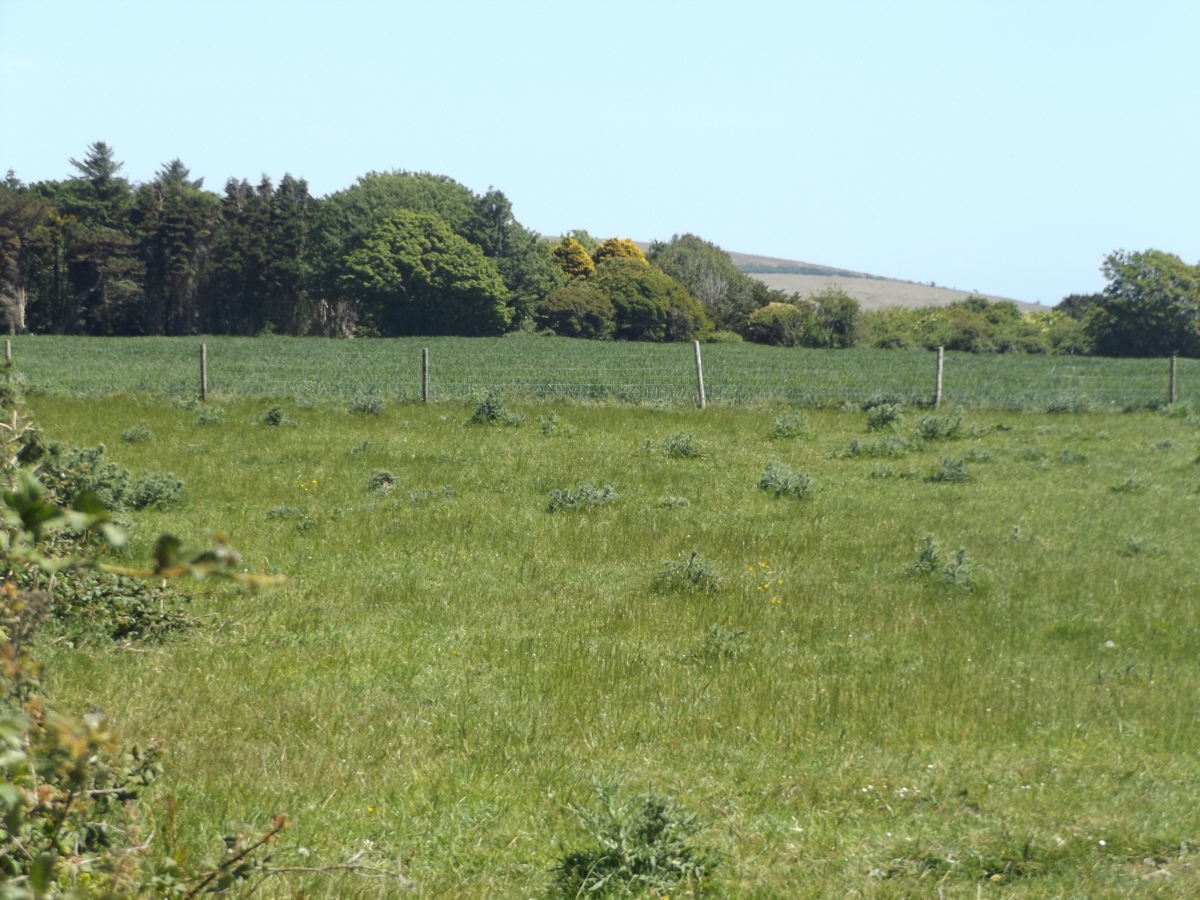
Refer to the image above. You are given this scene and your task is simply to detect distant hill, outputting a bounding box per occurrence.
[594,240,1044,313]
[725,251,1043,313]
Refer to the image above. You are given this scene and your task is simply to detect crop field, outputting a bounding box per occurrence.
[10,335,1197,410]
[29,385,1200,896]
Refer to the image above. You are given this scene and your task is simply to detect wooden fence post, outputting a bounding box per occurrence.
[3,340,10,363]
[421,347,429,403]
[934,346,944,408]
[693,341,707,409]
[199,343,208,401]
[1170,354,1178,405]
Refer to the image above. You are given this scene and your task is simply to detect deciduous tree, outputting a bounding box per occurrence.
[339,210,511,336]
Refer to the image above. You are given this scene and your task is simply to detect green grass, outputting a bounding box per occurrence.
[10,334,1196,409]
[31,393,1200,896]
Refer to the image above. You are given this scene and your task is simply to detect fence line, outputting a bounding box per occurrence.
[4,336,1192,411]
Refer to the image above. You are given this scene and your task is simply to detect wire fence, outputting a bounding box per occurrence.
[11,335,1195,410]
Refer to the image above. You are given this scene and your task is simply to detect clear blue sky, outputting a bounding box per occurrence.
[2,0,1197,305]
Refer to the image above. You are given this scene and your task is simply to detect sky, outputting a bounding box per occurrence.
[1,0,1198,305]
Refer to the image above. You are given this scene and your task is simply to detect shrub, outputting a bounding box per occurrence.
[38,444,182,511]
[655,551,723,592]
[547,482,618,512]
[592,237,649,266]
[745,301,825,347]
[466,391,524,426]
[770,413,809,439]
[553,786,721,897]
[866,403,904,431]
[759,459,815,498]
[592,257,712,342]
[551,235,596,279]
[52,570,191,644]
[119,424,153,443]
[914,415,962,441]
[348,394,384,416]
[125,471,185,509]
[664,431,704,458]
[534,285,617,339]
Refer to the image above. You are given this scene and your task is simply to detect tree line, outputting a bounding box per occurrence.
[0,143,1195,357]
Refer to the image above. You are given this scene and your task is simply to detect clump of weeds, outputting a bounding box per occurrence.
[1122,535,1164,557]
[914,414,961,441]
[258,405,291,427]
[867,403,904,432]
[906,534,975,589]
[467,391,524,426]
[348,394,384,416]
[926,457,970,483]
[547,482,617,512]
[553,784,722,898]
[663,431,704,458]
[366,469,397,495]
[539,412,575,436]
[655,551,723,593]
[770,413,809,439]
[119,424,153,443]
[758,459,815,498]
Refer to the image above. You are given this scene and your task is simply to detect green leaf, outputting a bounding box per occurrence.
[29,853,53,891]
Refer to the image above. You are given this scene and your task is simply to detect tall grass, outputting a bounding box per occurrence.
[11,334,1195,409]
[32,393,1200,896]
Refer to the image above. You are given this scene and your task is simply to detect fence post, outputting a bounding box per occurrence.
[1170,354,1178,405]
[421,347,429,403]
[3,340,10,363]
[934,346,944,408]
[199,343,208,401]
[693,340,707,409]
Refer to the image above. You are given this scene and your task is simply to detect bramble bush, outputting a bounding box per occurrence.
[37,443,183,511]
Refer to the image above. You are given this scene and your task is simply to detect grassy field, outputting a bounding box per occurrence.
[30,388,1200,897]
[9,334,1196,410]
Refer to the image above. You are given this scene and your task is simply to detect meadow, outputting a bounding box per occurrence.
[11,334,1196,410]
[28,374,1200,896]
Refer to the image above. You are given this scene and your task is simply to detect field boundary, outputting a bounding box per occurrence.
[11,335,1193,410]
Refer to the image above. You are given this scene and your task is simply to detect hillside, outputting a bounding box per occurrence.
[726,250,1044,312]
